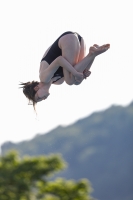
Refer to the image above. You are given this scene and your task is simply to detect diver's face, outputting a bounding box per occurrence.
[34,84,50,102]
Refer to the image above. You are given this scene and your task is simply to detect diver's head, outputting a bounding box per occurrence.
[19,81,39,110]
[20,81,49,110]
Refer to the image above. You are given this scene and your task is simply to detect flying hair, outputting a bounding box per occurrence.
[19,81,39,111]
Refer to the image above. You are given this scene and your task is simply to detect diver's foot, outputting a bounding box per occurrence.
[89,44,110,56]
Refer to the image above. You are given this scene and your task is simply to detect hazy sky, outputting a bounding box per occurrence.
[0,0,132,145]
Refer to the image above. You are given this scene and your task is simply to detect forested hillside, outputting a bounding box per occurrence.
[2,102,133,200]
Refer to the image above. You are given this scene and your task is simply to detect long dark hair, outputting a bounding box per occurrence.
[19,81,39,110]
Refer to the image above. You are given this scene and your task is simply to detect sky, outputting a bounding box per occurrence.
[0,0,133,146]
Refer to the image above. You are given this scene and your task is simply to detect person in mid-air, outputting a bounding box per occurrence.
[20,31,110,109]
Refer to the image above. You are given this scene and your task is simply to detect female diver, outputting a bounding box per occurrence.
[20,31,110,110]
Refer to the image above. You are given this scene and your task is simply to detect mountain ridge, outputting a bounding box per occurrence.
[2,101,133,200]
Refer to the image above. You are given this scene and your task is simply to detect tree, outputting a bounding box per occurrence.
[0,151,93,200]
[37,178,92,200]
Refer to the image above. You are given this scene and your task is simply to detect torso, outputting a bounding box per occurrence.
[39,31,85,84]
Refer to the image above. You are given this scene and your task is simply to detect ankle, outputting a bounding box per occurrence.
[87,53,95,58]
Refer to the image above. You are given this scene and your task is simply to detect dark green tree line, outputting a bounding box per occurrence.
[0,151,92,200]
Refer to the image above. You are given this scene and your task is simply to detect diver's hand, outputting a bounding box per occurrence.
[83,69,91,79]
[74,69,91,85]
[74,71,84,82]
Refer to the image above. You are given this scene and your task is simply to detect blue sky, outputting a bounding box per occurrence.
[0,0,133,145]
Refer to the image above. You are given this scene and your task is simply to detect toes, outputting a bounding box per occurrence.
[93,44,110,50]
[104,44,110,50]
[90,46,96,51]
[105,44,110,48]
[101,44,110,50]
[93,44,99,48]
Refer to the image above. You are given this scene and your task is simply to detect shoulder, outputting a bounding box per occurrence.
[39,61,49,72]
[39,61,49,82]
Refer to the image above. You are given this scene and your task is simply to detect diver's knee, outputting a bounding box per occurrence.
[65,79,74,85]
[74,80,82,85]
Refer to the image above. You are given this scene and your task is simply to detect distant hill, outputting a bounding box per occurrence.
[2,102,133,200]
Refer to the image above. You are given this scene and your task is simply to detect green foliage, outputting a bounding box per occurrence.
[0,151,92,200]
[37,178,92,200]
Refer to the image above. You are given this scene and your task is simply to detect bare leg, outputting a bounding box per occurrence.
[74,44,110,72]
[60,34,110,85]
[73,44,110,84]
[62,43,96,84]
[59,34,80,85]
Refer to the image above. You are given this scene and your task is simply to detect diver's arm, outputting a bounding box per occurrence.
[40,56,83,83]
